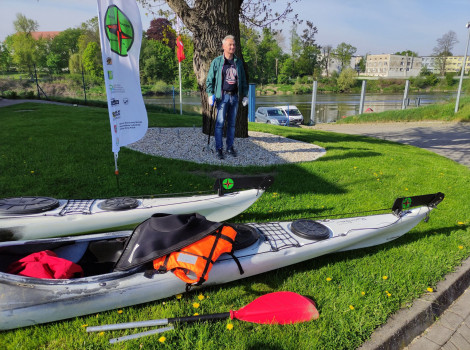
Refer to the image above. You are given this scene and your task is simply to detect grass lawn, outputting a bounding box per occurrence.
[338,96,470,123]
[0,103,470,349]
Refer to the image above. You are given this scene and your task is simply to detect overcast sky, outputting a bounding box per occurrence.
[1,0,469,56]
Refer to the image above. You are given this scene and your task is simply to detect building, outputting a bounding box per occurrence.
[445,56,470,74]
[421,56,441,74]
[365,54,422,78]
[321,55,363,76]
[30,31,61,40]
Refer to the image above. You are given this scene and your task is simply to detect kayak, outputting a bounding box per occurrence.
[0,176,273,242]
[0,192,444,330]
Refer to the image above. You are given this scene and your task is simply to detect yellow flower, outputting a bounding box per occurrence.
[30,170,34,174]
[405,188,408,191]
[361,291,366,296]
[382,276,388,280]
[427,287,433,293]
[159,336,166,343]
[385,291,391,297]
[153,167,157,170]
[326,277,332,282]
[193,302,200,308]
[353,166,357,169]
[99,332,105,336]
[458,222,465,225]
[459,245,464,250]
[117,310,123,314]
[198,294,205,301]
[349,305,355,310]
[176,294,182,299]
[81,324,88,328]
[194,313,199,316]
[226,323,234,330]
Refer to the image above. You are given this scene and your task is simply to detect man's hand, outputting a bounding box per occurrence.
[242,97,248,107]
[208,95,215,106]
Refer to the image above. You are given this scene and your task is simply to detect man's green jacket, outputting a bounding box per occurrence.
[206,55,248,100]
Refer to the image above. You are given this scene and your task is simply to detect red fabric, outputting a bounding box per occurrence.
[176,35,185,63]
[7,250,84,279]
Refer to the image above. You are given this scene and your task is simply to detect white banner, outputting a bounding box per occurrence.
[97,0,148,155]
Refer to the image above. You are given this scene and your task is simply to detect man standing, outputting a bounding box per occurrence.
[206,35,248,160]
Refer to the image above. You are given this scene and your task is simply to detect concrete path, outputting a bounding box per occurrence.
[312,122,470,168]
[310,121,470,350]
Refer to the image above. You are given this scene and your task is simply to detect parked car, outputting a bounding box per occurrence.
[276,105,304,125]
[254,107,288,125]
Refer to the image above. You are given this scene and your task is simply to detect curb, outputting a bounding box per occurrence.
[358,256,470,350]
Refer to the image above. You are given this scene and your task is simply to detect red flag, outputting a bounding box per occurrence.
[177,35,185,63]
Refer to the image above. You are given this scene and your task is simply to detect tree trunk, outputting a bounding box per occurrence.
[166,0,249,138]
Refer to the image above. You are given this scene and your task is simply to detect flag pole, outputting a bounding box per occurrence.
[114,152,120,190]
[179,61,183,115]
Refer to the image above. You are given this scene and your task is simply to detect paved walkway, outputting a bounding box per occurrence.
[310,121,470,350]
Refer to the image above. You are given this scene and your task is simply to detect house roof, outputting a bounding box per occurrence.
[30,31,61,40]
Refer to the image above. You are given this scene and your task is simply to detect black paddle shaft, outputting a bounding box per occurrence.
[169,312,230,324]
[207,102,216,146]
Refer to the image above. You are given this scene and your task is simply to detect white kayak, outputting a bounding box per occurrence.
[0,176,273,241]
[0,192,443,330]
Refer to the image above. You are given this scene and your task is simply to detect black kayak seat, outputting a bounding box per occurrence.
[291,220,330,240]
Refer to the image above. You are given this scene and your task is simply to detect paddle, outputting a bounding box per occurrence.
[87,291,319,333]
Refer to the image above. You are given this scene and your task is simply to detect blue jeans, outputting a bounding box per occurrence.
[215,93,238,150]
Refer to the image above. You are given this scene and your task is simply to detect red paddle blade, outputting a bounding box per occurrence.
[230,291,319,324]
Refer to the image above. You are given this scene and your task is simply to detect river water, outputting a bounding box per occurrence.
[144,91,455,124]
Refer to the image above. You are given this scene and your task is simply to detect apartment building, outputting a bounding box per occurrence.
[365,54,422,77]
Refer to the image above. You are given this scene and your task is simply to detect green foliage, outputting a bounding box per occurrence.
[82,42,102,79]
[151,80,172,94]
[140,38,177,84]
[332,42,357,70]
[48,28,83,72]
[337,68,356,92]
[394,50,418,57]
[445,72,456,86]
[10,33,37,72]
[13,13,38,33]
[68,53,82,75]
[0,42,12,73]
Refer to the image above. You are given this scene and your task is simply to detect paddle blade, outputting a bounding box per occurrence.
[231,292,319,324]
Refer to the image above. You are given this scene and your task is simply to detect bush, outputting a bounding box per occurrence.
[445,73,456,86]
[151,80,172,95]
[2,90,17,99]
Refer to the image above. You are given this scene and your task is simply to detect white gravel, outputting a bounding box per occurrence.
[126,127,326,166]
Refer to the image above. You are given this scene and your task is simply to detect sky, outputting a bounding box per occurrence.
[0,0,469,57]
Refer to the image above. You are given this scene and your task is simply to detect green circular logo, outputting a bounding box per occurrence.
[104,5,134,57]
[222,178,234,190]
[402,197,412,210]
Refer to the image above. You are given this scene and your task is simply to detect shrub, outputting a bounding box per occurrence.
[2,90,17,99]
[151,80,172,95]
[445,73,456,86]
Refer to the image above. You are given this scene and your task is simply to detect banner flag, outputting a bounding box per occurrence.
[177,35,185,63]
[97,0,148,160]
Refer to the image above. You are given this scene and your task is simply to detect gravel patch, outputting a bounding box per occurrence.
[126,127,326,166]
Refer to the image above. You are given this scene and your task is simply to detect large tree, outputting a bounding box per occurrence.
[331,42,357,71]
[433,30,459,76]
[138,0,299,137]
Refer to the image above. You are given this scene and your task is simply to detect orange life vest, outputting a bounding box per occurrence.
[153,225,244,289]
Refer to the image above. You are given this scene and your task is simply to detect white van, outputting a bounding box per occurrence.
[276,106,304,125]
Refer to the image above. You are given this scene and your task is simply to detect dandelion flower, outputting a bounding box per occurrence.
[459,245,464,250]
[154,167,157,170]
[99,332,105,336]
[458,222,465,225]
[349,305,355,310]
[198,294,205,301]
[382,276,388,280]
[193,302,200,308]
[361,291,366,296]
[194,313,199,316]
[427,287,433,293]
[176,294,182,299]
[385,291,391,297]
[353,166,357,169]
[159,336,166,343]
[326,277,332,282]
[226,323,234,330]
[117,310,123,314]
[81,324,88,328]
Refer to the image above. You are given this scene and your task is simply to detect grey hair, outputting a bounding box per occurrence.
[222,35,235,45]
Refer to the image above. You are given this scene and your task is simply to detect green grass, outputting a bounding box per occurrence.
[1,103,470,349]
[338,96,470,123]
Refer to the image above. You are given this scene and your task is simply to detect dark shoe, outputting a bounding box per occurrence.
[217,148,224,160]
[226,147,238,157]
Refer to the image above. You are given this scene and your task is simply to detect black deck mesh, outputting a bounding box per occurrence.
[59,199,96,216]
[249,222,300,251]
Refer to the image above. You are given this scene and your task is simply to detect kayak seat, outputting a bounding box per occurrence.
[78,238,128,276]
[291,220,330,240]
[231,224,261,250]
